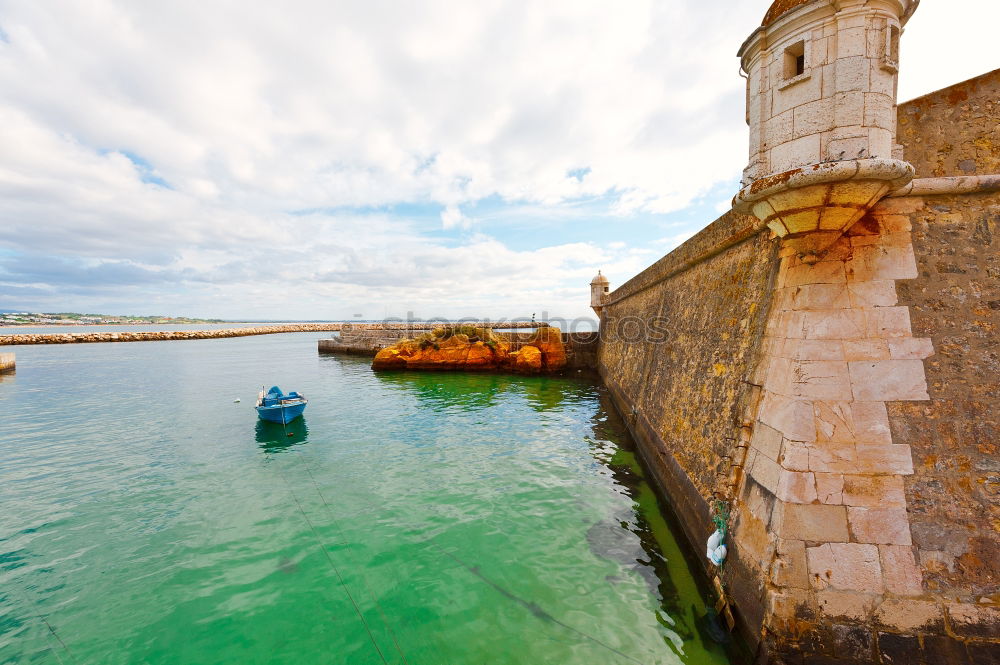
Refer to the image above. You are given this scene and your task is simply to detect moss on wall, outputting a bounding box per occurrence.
[598,211,779,562]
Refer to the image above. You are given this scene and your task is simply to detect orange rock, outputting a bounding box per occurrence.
[512,345,543,373]
[372,327,561,373]
[466,342,498,368]
[373,347,407,369]
[527,326,567,371]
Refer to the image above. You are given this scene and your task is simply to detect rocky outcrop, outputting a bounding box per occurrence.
[372,326,567,374]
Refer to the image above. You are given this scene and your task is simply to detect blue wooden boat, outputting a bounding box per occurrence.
[255,386,307,424]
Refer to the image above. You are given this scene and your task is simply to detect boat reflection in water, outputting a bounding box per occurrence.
[255,418,309,453]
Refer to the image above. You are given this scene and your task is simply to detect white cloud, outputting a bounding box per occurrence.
[440,205,472,230]
[0,0,994,319]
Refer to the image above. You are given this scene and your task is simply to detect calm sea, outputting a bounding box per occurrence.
[0,332,736,664]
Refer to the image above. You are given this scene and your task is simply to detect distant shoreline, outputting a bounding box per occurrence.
[0,321,547,346]
[0,321,341,328]
[0,323,346,345]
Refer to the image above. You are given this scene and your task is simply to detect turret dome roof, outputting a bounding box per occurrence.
[591,271,609,285]
[762,0,817,27]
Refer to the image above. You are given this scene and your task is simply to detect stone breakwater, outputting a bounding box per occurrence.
[0,321,548,346]
[0,324,346,346]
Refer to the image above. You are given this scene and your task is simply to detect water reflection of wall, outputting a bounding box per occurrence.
[371,368,598,414]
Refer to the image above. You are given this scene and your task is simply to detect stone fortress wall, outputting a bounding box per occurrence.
[594,1,999,661]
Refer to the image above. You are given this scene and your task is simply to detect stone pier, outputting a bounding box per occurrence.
[0,352,14,374]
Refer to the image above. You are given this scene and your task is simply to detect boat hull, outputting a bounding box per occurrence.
[256,401,307,424]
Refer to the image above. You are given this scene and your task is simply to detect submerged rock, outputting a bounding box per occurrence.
[372,325,566,374]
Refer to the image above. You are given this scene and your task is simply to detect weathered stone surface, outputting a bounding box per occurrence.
[897,68,1000,177]
[807,543,883,593]
[947,603,1000,640]
[873,599,943,633]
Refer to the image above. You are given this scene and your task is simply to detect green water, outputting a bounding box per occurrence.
[0,333,736,664]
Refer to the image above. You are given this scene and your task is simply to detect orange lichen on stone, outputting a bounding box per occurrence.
[372,326,567,374]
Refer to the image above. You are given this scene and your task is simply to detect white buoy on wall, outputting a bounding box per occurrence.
[706,529,727,566]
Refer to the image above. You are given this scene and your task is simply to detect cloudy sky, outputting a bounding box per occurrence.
[0,1,996,321]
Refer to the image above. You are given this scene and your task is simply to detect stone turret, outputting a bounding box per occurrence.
[734,0,919,261]
[590,271,609,316]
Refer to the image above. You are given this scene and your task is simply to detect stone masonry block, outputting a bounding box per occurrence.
[769,133,822,171]
[789,283,852,311]
[784,261,847,288]
[786,339,846,361]
[793,97,835,139]
[864,306,913,338]
[789,360,853,401]
[800,310,867,340]
[827,134,869,163]
[752,421,784,461]
[872,197,924,215]
[846,280,898,308]
[874,599,944,633]
[772,70,823,115]
[777,470,818,504]
[772,538,810,589]
[834,90,866,127]
[815,473,845,504]
[837,26,867,58]
[760,392,817,442]
[835,56,871,94]
[764,110,794,149]
[863,92,894,130]
[847,507,912,545]
[947,603,1000,640]
[809,441,858,473]
[817,590,876,621]
[849,359,929,401]
[869,127,893,157]
[888,337,934,360]
[842,339,890,361]
[765,587,815,629]
[807,542,883,593]
[751,452,783,495]
[780,439,811,472]
[869,214,911,233]
[855,444,913,475]
[846,243,918,281]
[775,502,849,542]
[841,474,906,507]
[814,401,856,443]
[877,632,922,665]
[850,401,892,444]
[879,545,923,596]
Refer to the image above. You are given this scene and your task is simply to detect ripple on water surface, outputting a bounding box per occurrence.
[0,334,740,664]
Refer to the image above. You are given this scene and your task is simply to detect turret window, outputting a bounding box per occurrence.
[783,41,806,79]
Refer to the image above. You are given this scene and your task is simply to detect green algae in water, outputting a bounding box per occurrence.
[0,335,740,664]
